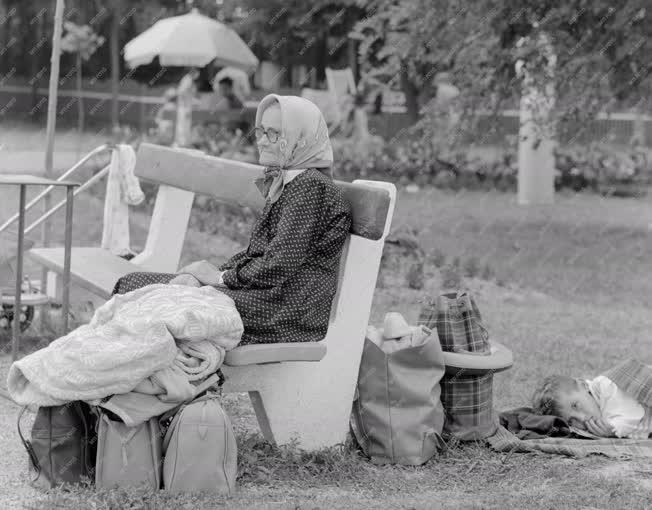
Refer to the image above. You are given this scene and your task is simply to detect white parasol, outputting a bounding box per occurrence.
[124,8,258,72]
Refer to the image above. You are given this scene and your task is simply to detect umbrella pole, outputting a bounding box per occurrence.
[41,0,65,298]
[174,69,195,147]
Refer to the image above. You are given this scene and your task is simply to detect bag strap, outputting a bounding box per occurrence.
[17,406,41,481]
[73,402,95,476]
[159,372,221,426]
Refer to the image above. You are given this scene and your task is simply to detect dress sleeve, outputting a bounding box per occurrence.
[221,179,327,290]
[218,249,248,272]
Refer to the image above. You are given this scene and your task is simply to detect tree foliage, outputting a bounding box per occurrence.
[354,0,652,146]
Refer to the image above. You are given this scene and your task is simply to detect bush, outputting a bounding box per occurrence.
[331,134,651,196]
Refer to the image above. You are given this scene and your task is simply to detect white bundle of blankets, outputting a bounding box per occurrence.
[7,284,243,426]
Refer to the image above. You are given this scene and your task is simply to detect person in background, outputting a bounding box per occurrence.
[217,77,244,110]
[153,88,177,143]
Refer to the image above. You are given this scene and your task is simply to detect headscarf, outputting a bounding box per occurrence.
[254,94,333,203]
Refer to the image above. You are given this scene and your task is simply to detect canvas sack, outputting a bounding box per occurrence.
[95,412,162,489]
[350,322,446,465]
[162,393,237,494]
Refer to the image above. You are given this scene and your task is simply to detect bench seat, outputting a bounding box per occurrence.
[28,247,148,300]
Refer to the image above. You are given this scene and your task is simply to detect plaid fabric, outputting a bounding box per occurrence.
[417,291,489,354]
[440,372,497,440]
[602,359,652,408]
[488,425,652,459]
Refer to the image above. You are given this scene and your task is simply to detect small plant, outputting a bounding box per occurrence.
[407,260,424,290]
[441,264,462,289]
[431,248,446,268]
[481,262,494,281]
[463,256,480,278]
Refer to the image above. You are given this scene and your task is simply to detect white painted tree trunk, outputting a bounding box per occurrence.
[42,0,65,297]
[517,82,556,205]
[516,33,556,205]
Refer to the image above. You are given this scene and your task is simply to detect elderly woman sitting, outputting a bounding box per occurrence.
[113,94,352,345]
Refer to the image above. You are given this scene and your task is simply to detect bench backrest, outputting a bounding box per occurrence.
[131,143,396,346]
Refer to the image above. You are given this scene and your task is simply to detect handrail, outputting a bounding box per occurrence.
[25,164,110,235]
[0,144,114,236]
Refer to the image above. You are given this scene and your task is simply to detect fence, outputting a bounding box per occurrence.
[1,85,651,146]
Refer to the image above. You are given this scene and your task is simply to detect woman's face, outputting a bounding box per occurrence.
[257,105,282,166]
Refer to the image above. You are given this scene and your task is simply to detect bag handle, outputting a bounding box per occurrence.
[159,372,221,426]
[17,406,41,482]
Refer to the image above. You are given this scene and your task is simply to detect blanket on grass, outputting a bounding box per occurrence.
[7,284,243,407]
[487,425,652,459]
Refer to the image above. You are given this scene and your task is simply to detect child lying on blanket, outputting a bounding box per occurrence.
[532,360,652,439]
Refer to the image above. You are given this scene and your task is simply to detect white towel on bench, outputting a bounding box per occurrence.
[7,284,243,407]
[101,144,144,256]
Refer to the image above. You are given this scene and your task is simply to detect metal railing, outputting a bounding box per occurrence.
[0,144,114,237]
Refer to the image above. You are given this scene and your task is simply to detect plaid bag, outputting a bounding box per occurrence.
[440,372,498,440]
[418,291,497,440]
[417,291,490,354]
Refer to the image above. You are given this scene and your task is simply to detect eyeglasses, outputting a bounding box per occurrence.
[253,126,280,143]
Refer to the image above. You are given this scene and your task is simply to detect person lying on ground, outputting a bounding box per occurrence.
[532,359,652,439]
[112,94,352,346]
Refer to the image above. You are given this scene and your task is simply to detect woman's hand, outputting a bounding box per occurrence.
[169,273,201,287]
[176,260,224,287]
[584,417,615,437]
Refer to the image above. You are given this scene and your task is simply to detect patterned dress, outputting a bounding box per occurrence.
[112,169,352,345]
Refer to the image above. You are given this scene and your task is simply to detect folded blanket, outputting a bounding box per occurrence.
[499,406,572,440]
[487,425,652,459]
[7,284,243,407]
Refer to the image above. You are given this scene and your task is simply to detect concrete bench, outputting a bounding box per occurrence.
[28,143,396,450]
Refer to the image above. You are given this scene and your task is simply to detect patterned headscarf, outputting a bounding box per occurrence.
[254,94,333,203]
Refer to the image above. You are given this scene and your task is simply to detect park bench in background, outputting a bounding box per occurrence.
[28,143,396,450]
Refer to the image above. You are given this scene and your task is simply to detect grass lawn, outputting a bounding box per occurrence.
[0,133,651,508]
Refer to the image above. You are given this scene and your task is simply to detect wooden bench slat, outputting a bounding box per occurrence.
[27,247,146,300]
[224,343,327,366]
[135,143,391,240]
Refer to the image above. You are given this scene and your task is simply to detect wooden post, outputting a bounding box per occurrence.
[516,32,556,205]
[12,185,26,362]
[139,83,147,134]
[42,0,66,295]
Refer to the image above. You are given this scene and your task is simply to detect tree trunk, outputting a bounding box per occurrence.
[43,0,66,297]
[110,0,122,134]
[400,66,420,123]
[30,10,44,117]
[76,52,84,135]
[631,106,645,146]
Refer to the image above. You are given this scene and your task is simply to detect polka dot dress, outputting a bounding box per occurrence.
[113,169,352,345]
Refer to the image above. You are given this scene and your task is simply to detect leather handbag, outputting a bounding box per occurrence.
[18,402,97,489]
